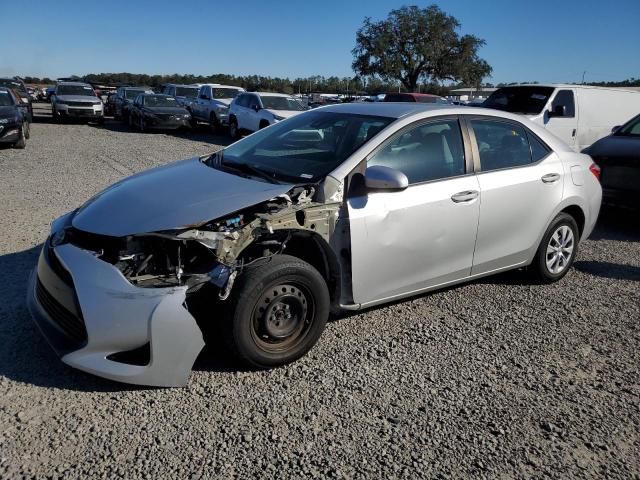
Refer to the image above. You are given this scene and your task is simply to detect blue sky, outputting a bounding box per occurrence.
[1,0,638,84]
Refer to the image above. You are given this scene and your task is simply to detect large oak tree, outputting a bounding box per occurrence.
[352,5,492,92]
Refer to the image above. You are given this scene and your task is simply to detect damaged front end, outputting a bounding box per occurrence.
[29,183,341,387]
[94,184,336,299]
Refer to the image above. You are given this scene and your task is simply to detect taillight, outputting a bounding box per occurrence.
[589,163,601,181]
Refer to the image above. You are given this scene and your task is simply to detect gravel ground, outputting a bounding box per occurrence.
[0,104,639,479]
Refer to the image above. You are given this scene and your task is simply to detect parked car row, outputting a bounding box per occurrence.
[30,80,640,210]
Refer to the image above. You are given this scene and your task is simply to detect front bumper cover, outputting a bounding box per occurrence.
[27,242,205,387]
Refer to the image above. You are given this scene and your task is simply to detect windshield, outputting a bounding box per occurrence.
[0,90,15,106]
[212,88,241,99]
[125,89,147,99]
[483,86,555,115]
[0,79,26,92]
[144,96,179,108]
[175,86,199,98]
[617,114,640,137]
[214,111,393,183]
[261,95,306,111]
[56,85,96,97]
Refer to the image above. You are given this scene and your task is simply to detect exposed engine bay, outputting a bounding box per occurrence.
[56,184,342,302]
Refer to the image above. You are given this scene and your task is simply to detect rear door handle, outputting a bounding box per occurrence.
[541,173,560,183]
[451,190,479,203]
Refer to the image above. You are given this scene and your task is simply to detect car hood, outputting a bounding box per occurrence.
[587,135,640,160]
[72,157,291,237]
[144,106,188,115]
[56,95,99,103]
[265,109,304,119]
[212,98,233,107]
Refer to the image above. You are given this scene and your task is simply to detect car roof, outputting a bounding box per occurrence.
[57,81,93,87]
[319,102,452,118]
[200,84,242,89]
[0,86,16,98]
[253,92,295,97]
[387,92,440,97]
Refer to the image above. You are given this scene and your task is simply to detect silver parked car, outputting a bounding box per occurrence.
[51,82,104,124]
[28,103,602,387]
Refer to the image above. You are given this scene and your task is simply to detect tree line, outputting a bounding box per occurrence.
[20,73,454,96]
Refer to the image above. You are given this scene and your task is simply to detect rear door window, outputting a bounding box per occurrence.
[470,119,534,171]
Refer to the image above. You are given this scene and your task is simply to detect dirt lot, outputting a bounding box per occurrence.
[0,104,638,479]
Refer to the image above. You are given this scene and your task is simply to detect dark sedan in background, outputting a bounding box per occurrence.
[0,87,30,148]
[129,94,192,131]
[0,77,33,121]
[584,113,640,209]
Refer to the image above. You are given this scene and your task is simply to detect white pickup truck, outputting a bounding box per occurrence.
[185,84,245,132]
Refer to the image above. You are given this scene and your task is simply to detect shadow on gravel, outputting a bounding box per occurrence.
[574,261,640,281]
[590,206,640,242]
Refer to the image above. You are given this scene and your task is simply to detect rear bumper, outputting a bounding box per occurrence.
[27,240,205,387]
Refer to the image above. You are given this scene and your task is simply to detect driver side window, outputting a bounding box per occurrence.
[368,119,466,184]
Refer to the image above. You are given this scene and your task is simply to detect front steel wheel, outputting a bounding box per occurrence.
[224,255,329,368]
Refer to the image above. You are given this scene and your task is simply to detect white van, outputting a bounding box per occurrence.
[483,84,640,151]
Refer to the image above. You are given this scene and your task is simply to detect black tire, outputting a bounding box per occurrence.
[24,121,31,139]
[14,126,26,149]
[128,114,134,129]
[51,109,58,123]
[139,116,146,133]
[223,255,330,369]
[209,113,220,134]
[97,116,105,126]
[229,117,240,140]
[530,212,579,283]
[187,110,196,129]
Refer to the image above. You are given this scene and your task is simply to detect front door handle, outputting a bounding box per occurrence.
[541,173,560,183]
[451,190,479,203]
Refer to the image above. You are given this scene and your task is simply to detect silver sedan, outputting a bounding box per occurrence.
[28,103,602,386]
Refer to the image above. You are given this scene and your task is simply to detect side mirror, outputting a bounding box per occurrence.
[364,165,408,190]
[549,104,565,118]
[611,125,621,134]
[199,94,208,100]
[252,104,260,112]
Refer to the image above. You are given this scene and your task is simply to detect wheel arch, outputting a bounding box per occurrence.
[238,230,342,308]
[559,204,586,237]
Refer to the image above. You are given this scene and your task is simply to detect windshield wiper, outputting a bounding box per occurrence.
[222,159,281,184]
